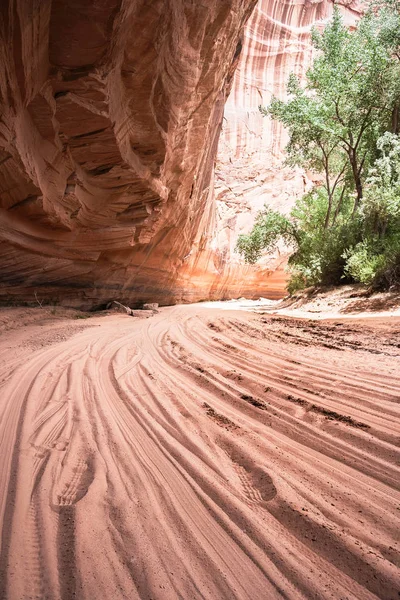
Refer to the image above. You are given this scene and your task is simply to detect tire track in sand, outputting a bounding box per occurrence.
[0,306,399,599]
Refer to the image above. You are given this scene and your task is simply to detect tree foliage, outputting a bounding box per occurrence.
[263,7,400,211]
[236,4,400,292]
[236,208,295,264]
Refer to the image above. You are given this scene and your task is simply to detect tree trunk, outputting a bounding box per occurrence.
[349,149,362,214]
[332,186,346,225]
[323,161,332,230]
[324,195,333,230]
[392,104,399,134]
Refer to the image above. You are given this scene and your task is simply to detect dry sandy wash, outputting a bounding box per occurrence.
[0,304,399,600]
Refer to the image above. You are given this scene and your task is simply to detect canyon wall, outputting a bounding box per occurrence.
[0,0,362,308]
[213,0,362,293]
[0,0,258,307]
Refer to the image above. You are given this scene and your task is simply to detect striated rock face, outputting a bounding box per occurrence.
[0,0,258,307]
[214,0,362,291]
[0,0,362,308]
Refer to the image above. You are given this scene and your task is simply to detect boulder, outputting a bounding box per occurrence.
[142,303,159,311]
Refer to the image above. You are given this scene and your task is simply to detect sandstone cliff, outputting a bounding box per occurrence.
[213,0,362,293]
[0,0,362,308]
[0,0,258,307]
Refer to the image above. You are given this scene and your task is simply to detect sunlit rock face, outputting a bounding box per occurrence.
[214,0,363,292]
[0,0,362,307]
[0,0,258,307]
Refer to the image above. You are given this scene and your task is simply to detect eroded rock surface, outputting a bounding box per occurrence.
[214,0,362,289]
[0,0,258,307]
[181,0,362,301]
[0,0,362,308]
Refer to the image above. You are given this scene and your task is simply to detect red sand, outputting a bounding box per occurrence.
[0,304,399,599]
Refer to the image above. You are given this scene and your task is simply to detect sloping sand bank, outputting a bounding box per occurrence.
[0,305,399,599]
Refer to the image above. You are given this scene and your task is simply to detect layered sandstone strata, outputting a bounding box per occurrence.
[0,0,362,308]
[213,0,362,286]
[0,0,258,307]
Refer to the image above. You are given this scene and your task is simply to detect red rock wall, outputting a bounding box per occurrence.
[0,0,258,308]
[0,0,362,308]
[212,0,362,294]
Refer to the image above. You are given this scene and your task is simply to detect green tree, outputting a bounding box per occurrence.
[264,74,348,230]
[370,0,400,132]
[363,132,400,236]
[237,4,400,292]
[263,7,400,214]
[344,132,400,287]
[236,207,296,264]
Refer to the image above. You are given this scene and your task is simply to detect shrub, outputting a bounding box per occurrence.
[343,242,386,285]
[236,207,296,264]
[344,234,400,289]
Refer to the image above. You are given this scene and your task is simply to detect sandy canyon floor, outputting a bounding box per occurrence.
[0,302,399,600]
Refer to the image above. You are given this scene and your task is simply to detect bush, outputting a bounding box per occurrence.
[344,234,400,289]
[376,234,400,288]
[342,133,400,289]
[343,242,386,285]
[286,188,360,291]
[236,207,295,264]
[236,189,362,293]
